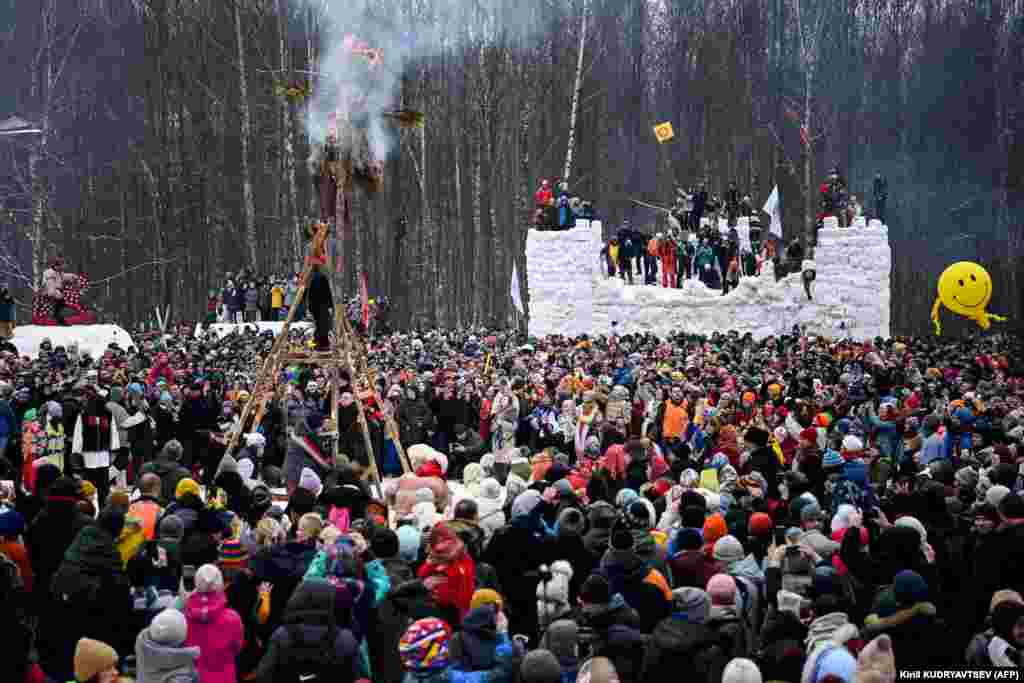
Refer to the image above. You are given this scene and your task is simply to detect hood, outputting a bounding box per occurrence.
[805,611,858,651]
[601,548,647,585]
[185,590,228,624]
[725,555,765,583]
[459,606,500,670]
[63,524,121,574]
[136,630,200,676]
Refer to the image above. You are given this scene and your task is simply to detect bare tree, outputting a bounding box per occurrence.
[562,0,589,183]
[234,0,257,268]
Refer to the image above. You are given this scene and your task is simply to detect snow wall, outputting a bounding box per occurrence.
[11,324,136,358]
[525,216,891,340]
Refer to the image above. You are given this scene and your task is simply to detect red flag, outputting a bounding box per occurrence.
[784,108,801,124]
[800,125,811,149]
[360,271,369,328]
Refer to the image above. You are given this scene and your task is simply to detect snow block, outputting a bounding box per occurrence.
[525,223,891,340]
[11,324,136,358]
[196,321,313,339]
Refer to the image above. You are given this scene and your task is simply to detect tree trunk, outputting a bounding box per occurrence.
[278,0,300,271]
[472,143,485,325]
[562,0,589,182]
[234,0,257,268]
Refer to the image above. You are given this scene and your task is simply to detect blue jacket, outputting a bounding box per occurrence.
[402,641,514,683]
[0,399,14,440]
[866,415,903,463]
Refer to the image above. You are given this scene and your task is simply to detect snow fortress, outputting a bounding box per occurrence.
[525,216,891,340]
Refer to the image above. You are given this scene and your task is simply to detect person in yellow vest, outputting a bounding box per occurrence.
[270,279,285,321]
[41,401,66,473]
[652,385,689,445]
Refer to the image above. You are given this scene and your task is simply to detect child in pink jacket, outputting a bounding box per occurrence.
[184,564,243,683]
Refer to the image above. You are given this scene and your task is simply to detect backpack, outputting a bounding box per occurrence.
[281,586,340,682]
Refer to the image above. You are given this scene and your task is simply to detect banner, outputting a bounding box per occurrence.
[511,260,524,314]
[360,271,369,328]
[763,185,783,239]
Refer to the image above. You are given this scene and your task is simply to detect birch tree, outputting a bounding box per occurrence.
[562,0,589,183]
[234,0,257,268]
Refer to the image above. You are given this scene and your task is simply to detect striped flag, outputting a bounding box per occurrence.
[511,261,524,314]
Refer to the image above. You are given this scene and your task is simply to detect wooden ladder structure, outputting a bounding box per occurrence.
[223,222,411,485]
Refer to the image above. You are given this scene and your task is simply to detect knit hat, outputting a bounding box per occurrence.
[46,400,63,418]
[986,485,1011,507]
[399,617,451,672]
[371,527,399,559]
[681,504,706,529]
[745,427,769,448]
[1000,492,1024,519]
[748,512,772,538]
[0,508,25,537]
[580,573,612,605]
[675,527,703,551]
[801,502,823,523]
[799,427,818,444]
[149,608,188,646]
[511,489,543,520]
[397,524,422,562]
[159,514,185,541]
[723,658,763,683]
[480,477,503,501]
[615,488,639,509]
[822,449,845,469]
[175,478,201,500]
[713,535,745,564]
[299,467,322,494]
[470,588,504,612]
[625,499,654,530]
[804,644,857,683]
[672,587,710,623]
[893,569,928,605]
[704,513,728,545]
[219,538,249,573]
[990,589,1024,613]
[541,619,579,662]
[74,638,118,682]
[557,507,586,536]
[195,563,224,593]
[707,573,737,605]
[521,649,562,683]
[577,657,619,683]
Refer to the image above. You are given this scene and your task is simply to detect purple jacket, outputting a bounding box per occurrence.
[184,591,243,683]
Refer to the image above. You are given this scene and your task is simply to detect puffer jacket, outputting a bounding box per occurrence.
[183,591,244,683]
[135,628,201,683]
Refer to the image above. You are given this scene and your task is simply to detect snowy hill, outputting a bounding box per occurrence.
[11,324,136,358]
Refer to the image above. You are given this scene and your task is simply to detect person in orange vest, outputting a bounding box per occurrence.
[128,473,165,540]
[652,385,689,447]
[646,234,661,285]
[658,235,678,288]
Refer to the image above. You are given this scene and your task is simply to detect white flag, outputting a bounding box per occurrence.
[763,185,783,238]
[511,260,524,314]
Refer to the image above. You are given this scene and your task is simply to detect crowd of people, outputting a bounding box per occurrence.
[1,324,1024,682]
[211,269,296,325]
[534,180,598,231]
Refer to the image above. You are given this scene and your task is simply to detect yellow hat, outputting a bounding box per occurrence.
[79,480,97,500]
[470,588,504,612]
[175,478,201,500]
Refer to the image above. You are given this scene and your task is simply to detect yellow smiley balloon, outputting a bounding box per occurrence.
[932,261,1007,335]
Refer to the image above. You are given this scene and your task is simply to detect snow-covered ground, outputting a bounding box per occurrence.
[525,217,891,340]
[195,321,313,339]
[11,324,136,358]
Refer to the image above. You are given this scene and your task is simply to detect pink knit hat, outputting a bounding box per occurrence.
[707,573,737,605]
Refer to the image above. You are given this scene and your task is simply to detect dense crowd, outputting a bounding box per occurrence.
[1,325,1024,682]
[534,180,598,231]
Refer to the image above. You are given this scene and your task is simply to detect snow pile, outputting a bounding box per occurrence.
[196,321,313,339]
[525,217,891,340]
[11,324,136,358]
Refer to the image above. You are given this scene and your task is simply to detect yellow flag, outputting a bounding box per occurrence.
[653,121,674,143]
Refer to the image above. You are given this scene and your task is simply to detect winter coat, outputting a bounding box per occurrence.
[667,549,721,590]
[251,579,361,683]
[482,522,548,639]
[599,549,671,633]
[245,286,260,312]
[861,601,956,669]
[576,599,646,683]
[418,549,476,619]
[159,494,204,537]
[642,615,729,683]
[250,540,320,633]
[135,629,201,683]
[705,604,747,658]
[399,398,435,447]
[183,591,244,683]
[26,495,90,601]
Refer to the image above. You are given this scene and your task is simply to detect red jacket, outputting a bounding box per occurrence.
[417,551,476,618]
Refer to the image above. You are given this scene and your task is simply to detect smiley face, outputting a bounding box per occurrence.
[937,261,993,317]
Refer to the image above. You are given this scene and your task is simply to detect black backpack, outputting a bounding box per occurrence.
[280,583,341,682]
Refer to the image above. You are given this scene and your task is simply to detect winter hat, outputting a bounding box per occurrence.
[413,501,438,531]
[672,587,711,623]
[159,514,185,541]
[625,499,654,530]
[237,458,255,481]
[615,488,639,509]
[990,589,1024,613]
[542,618,579,660]
[748,512,773,539]
[1000,492,1024,519]
[801,502,823,524]
[557,507,586,536]
[893,569,928,605]
[463,462,485,489]
[745,427,769,448]
[822,450,845,469]
[175,478,201,500]
[986,485,1011,507]
[707,573,738,605]
[299,467,322,495]
[955,466,979,490]
[855,634,895,683]
[704,513,728,546]
[511,489,543,520]
[505,473,528,504]
[46,400,63,418]
[399,617,451,672]
[371,527,400,559]
[681,504,706,529]
[777,589,805,617]
[195,563,225,593]
[0,509,25,537]
[580,573,612,605]
[297,512,323,541]
[397,524,422,562]
[149,608,188,646]
[610,527,635,552]
[723,658,763,683]
[675,527,703,551]
[480,477,503,501]
[577,657,619,683]
[470,588,504,613]
[804,644,857,683]
[74,638,118,682]
[714,535,745,564]
[520,649,562,683]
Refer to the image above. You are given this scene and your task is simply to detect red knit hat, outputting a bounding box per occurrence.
[748,512,773,538]
[799,427,818,444]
